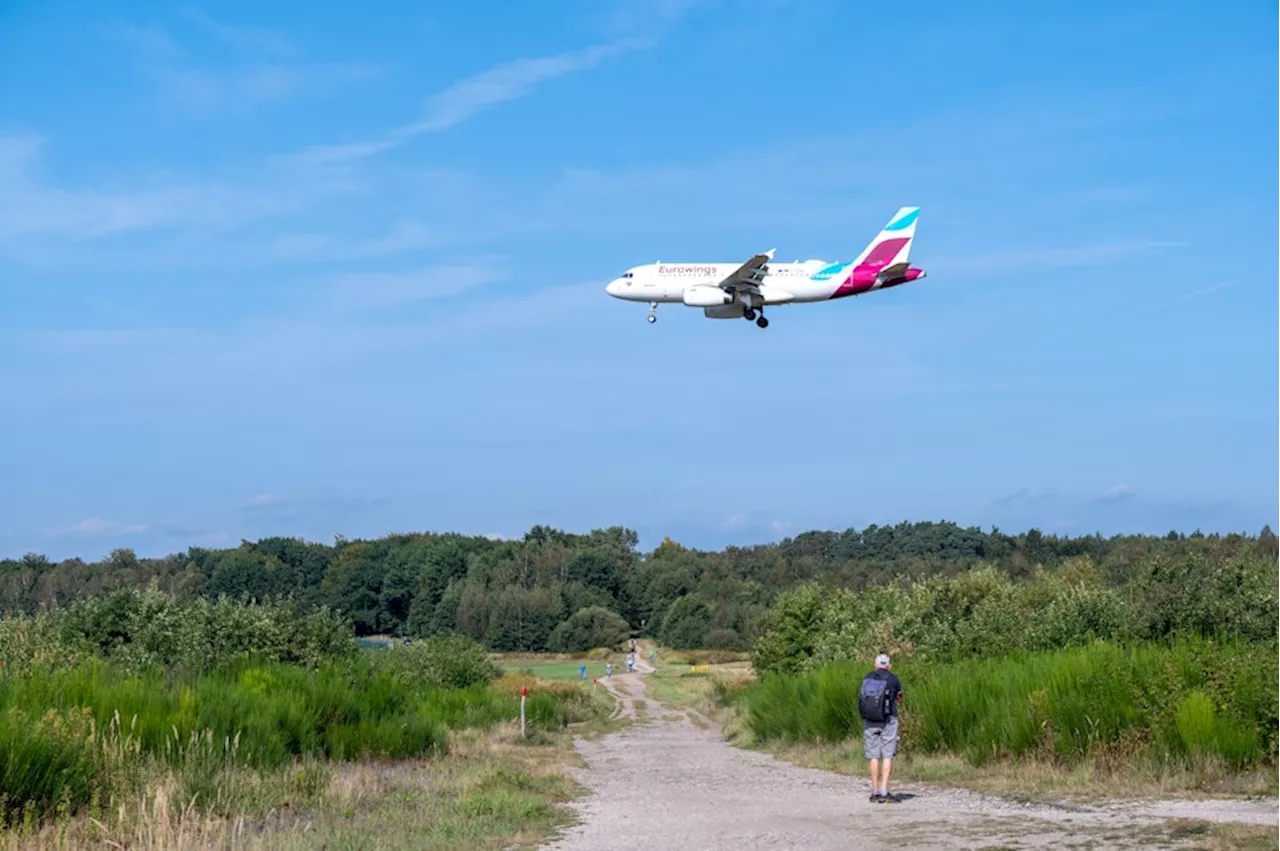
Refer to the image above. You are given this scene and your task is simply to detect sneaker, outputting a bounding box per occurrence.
[869,792,880,803]
[883,792,900,803]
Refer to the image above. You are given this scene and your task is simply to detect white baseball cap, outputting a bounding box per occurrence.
[875,653,891,667]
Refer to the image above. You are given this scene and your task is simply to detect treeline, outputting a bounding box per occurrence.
[751,554,1278,677]
[2,522,1276,652]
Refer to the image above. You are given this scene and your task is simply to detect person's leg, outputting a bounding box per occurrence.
[864,724,883,800]
[880,717,899,799]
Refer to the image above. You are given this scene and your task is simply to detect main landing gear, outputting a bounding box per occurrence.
[744,308,769,329]
[647,301,658,323]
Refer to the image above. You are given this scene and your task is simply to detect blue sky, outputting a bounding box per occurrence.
[2,0,1276,561]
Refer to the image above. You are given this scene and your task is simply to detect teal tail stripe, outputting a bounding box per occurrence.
[884,209,919,231]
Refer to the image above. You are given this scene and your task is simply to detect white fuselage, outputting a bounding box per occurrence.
[605,259,849,307]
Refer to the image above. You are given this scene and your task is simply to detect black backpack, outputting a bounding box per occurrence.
[859,673,891,722]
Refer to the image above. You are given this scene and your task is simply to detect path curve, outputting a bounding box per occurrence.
[547,669,1277,851]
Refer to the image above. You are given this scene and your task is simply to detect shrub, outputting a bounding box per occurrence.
[0,649,591,820]
[547,607,630,653]
[1029,584,1129,650]
[704,628,744,650]
[744,639,1277,770]
[659,596,714,651]
[53,587,356,673]
[0,707,99,824]
[371,635,499,690]
[750,584,826,676]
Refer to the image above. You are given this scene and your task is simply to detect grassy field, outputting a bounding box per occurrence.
[0,611,622,850]
[1,718,615,851]
[636,644,1280,803]
[0,667,619,850]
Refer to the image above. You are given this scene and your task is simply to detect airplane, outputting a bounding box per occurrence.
[604,206,927,328]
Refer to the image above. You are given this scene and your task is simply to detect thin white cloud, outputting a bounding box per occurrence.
[149,62,378,114]
[106,23,181,58]
[941,240,1189,277]
[267,220,444,263]
[597,0,715,34]
[107,19,375,115]
[290,39,648,167]
[45,517,150,537]
[1099,484,1134,502]
[1170,281,1233,303]
[412,41,644,133]
[324,263,503,311]
[239,493,292,509]
[180,7,297,56]
[0,134,347,248]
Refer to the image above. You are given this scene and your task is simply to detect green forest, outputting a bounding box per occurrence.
[4,521,1276,655]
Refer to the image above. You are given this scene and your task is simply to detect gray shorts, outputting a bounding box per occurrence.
[863,716,899,759]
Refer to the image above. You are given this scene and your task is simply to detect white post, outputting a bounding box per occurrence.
[520,686,527,739]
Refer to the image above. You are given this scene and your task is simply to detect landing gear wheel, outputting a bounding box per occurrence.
[744,308,757,321]
[646,313,657,323]
[756,316,769,328]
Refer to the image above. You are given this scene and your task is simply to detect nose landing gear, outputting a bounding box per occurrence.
[647,301,658,323]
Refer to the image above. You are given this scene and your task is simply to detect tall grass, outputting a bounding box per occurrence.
[0,655,591,824]
[746,639,1277,771]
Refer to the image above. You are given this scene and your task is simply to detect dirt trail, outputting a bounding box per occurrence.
[546,670,1277,851]
[594,655,655,721]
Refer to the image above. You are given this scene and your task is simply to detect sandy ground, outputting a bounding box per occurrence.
[545,667,1278,851]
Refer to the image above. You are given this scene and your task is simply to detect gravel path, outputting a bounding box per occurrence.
[546,669,1278,851]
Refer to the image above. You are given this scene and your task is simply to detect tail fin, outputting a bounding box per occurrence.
[849,206,921,289]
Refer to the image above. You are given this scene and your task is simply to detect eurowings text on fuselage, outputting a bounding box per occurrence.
[604,206,927,328]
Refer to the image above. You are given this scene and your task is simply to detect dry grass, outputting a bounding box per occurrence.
[0,707,620,851]
[643,661,754,736]
[641,657,1279,806]
[1188,821,1280,850]
[744,740,1279,804]
[1127,818,1280,850]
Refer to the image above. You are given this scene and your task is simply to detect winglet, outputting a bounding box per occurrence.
[764,248,776,260]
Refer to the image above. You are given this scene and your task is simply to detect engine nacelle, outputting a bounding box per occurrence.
[683,286,732,307]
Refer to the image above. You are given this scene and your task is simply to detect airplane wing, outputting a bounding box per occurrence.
[717,249,775,293]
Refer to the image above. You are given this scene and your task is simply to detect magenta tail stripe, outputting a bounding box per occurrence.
[830,237,912,297]
[858,237,911,270]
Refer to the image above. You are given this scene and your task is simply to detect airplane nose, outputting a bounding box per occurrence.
[605,280,621,297]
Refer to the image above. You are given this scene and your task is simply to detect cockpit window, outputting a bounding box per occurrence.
[622,272,633,278]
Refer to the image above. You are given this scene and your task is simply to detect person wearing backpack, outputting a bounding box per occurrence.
[859,653,903,804]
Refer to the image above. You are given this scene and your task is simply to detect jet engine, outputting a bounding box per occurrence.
[682,286,732,307]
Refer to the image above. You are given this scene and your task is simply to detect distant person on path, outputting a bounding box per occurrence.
[606,663,613,678]
[859,653,903,804]
[580,664,587,680]
[626,653,635,673]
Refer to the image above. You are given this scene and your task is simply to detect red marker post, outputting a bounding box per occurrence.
[520,685,528,739]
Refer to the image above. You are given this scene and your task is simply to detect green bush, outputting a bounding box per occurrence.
[0,649,587,820]
[370,634,499,690]
[660,596,715,650]
[745,639,1277,770]
[751,554,1278,677]
[547,606,630,653]
[52,587,356,673]
[0,707,99,826]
